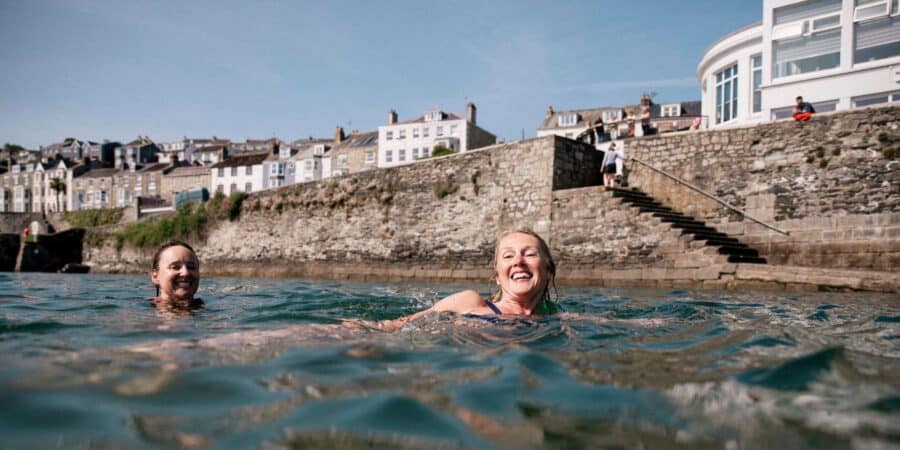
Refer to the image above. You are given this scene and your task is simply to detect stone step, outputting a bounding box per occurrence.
[657,216,706,226]
[680,229,732,240]
[716,246,759,257]
[696,237,742,247]
[727,255,768,264]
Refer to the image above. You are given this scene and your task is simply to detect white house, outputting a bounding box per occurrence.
[699,0,900,128]
[210,152,268,196]
[377,103,496,168]
[290,140,332,184]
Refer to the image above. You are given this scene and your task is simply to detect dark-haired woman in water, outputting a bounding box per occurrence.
[150,239,202,309]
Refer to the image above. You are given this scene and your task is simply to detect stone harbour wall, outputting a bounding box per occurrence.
[83,107,900,291]
[627,105,900,272]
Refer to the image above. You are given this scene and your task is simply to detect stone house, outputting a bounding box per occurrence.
[160,165,211,202]
[377,102,496,168]
[328,128,378,177]
[210,152,268,196]
[0,162,37,212]
[116,137,159,169]
[69,162,168,211]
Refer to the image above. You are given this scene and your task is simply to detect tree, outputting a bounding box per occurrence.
[49,177,66,212]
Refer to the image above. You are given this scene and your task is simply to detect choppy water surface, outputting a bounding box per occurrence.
[1,273,899,449]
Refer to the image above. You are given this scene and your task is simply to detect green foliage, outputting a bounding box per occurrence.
[65,208,124,228]
[430,145,456,158]
[819,158,828,168]
[815,147,825,158]
[832,147,841,156]
[433,176,458,199]
[805,155,815,164]
[118,204,207,248]
[274,202,283,214]
[884,147,897,159]
[3,143,26,153]
[226,192,248,221]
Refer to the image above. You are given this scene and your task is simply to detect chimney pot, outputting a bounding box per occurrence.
[388,109,398,125]
[466,102,477,125]
[546,105,555,117]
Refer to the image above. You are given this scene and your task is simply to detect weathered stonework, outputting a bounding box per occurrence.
[627,105,900,272]
[82,107,899,292]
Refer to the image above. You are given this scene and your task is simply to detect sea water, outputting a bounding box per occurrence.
[0,272,898,449]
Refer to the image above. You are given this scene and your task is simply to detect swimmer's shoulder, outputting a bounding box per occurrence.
[431,290,485,314]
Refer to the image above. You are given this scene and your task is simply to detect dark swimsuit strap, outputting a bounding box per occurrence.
[485,301,502,315]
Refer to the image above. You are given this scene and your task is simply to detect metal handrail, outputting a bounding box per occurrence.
[629,156,789,235]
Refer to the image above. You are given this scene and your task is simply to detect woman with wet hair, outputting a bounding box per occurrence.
[373,228,558,330]
[150,239,202,308]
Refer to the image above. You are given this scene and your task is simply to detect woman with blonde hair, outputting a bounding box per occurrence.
[375,228,558,330]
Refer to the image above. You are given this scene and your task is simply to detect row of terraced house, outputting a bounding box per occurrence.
[0,95,708,214]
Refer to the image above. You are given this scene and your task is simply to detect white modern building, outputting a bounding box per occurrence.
[699,0,900,128]
[377,103,496,168]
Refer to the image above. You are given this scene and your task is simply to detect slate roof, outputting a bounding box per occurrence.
[538,106,629,130]
[332,131,378,151]
[209,152,269,169]
[390,112,464,126]
[78,168,120,179]
[166,166,211,177]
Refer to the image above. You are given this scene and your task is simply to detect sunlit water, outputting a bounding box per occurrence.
[1,273,898,449]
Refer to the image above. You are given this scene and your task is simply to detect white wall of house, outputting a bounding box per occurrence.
[211,163,265,196]
[377,117,468,168]
[700,0,900,128]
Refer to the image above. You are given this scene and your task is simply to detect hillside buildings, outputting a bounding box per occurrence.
[377,103,496,168]
[699,0,900,128]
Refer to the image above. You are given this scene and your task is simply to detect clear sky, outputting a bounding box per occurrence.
[0,1,761,148]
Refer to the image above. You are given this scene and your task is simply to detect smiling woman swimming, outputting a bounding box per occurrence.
[374,228,558,331]
[150,239,202,308]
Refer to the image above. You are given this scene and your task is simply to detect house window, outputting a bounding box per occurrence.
[772,0,842,78]
[423,127,429,137]
[558,114,578,127]
[399,129,406,140]
[602,110,621,122]
[413,128,419,138]
[365,152,375,164]
[853,89,900,107]
[450,125,458,135]
[661,104,681,117]
[216,184,224,194]
[230,183,237,193]
[399,149,406,161]
[386,131,393,140]
[386,150,393,163]
[245,182,252,193]
[422,146,431,157]
[246,166,252,175]
[715,63,739,124]
[751,54,763,113]
[304,160,312,171]
[231,167,237,176]
[425,110,443,121]
[854,0,900,63]
[772,98,838,120]
[337,155,348,166]
[412,148,419,159]
[436,126,444,136]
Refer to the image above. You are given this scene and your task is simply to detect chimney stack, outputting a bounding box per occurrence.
[466,102,477,125]
[546,105,555,118]
[335,125,346,143]
[388,109,398,125]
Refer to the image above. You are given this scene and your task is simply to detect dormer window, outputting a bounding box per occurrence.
[558,114,579,127]
[425,110,445,122]
[661,104,681,117]
[313,144,327,155]
[602,110,622,123]
[279,146,291,159]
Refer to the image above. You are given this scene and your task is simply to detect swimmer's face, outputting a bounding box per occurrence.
[494,232,550,304]
[151,245,200,302]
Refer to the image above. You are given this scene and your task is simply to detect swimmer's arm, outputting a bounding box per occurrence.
[355,290,484,332]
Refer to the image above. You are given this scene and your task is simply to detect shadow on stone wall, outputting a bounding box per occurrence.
[19,229,86,273]
[0,234,19,271]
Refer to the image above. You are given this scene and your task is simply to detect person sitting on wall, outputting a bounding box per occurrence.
[372,228,558,331]
[150,239,203,309]
[792,96,816,121]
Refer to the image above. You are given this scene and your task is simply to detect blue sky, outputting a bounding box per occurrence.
[0,1,761,147]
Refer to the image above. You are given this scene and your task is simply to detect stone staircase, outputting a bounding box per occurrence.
[607,187,768,264]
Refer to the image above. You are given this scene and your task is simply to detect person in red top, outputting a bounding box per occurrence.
[792,96,816,121]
